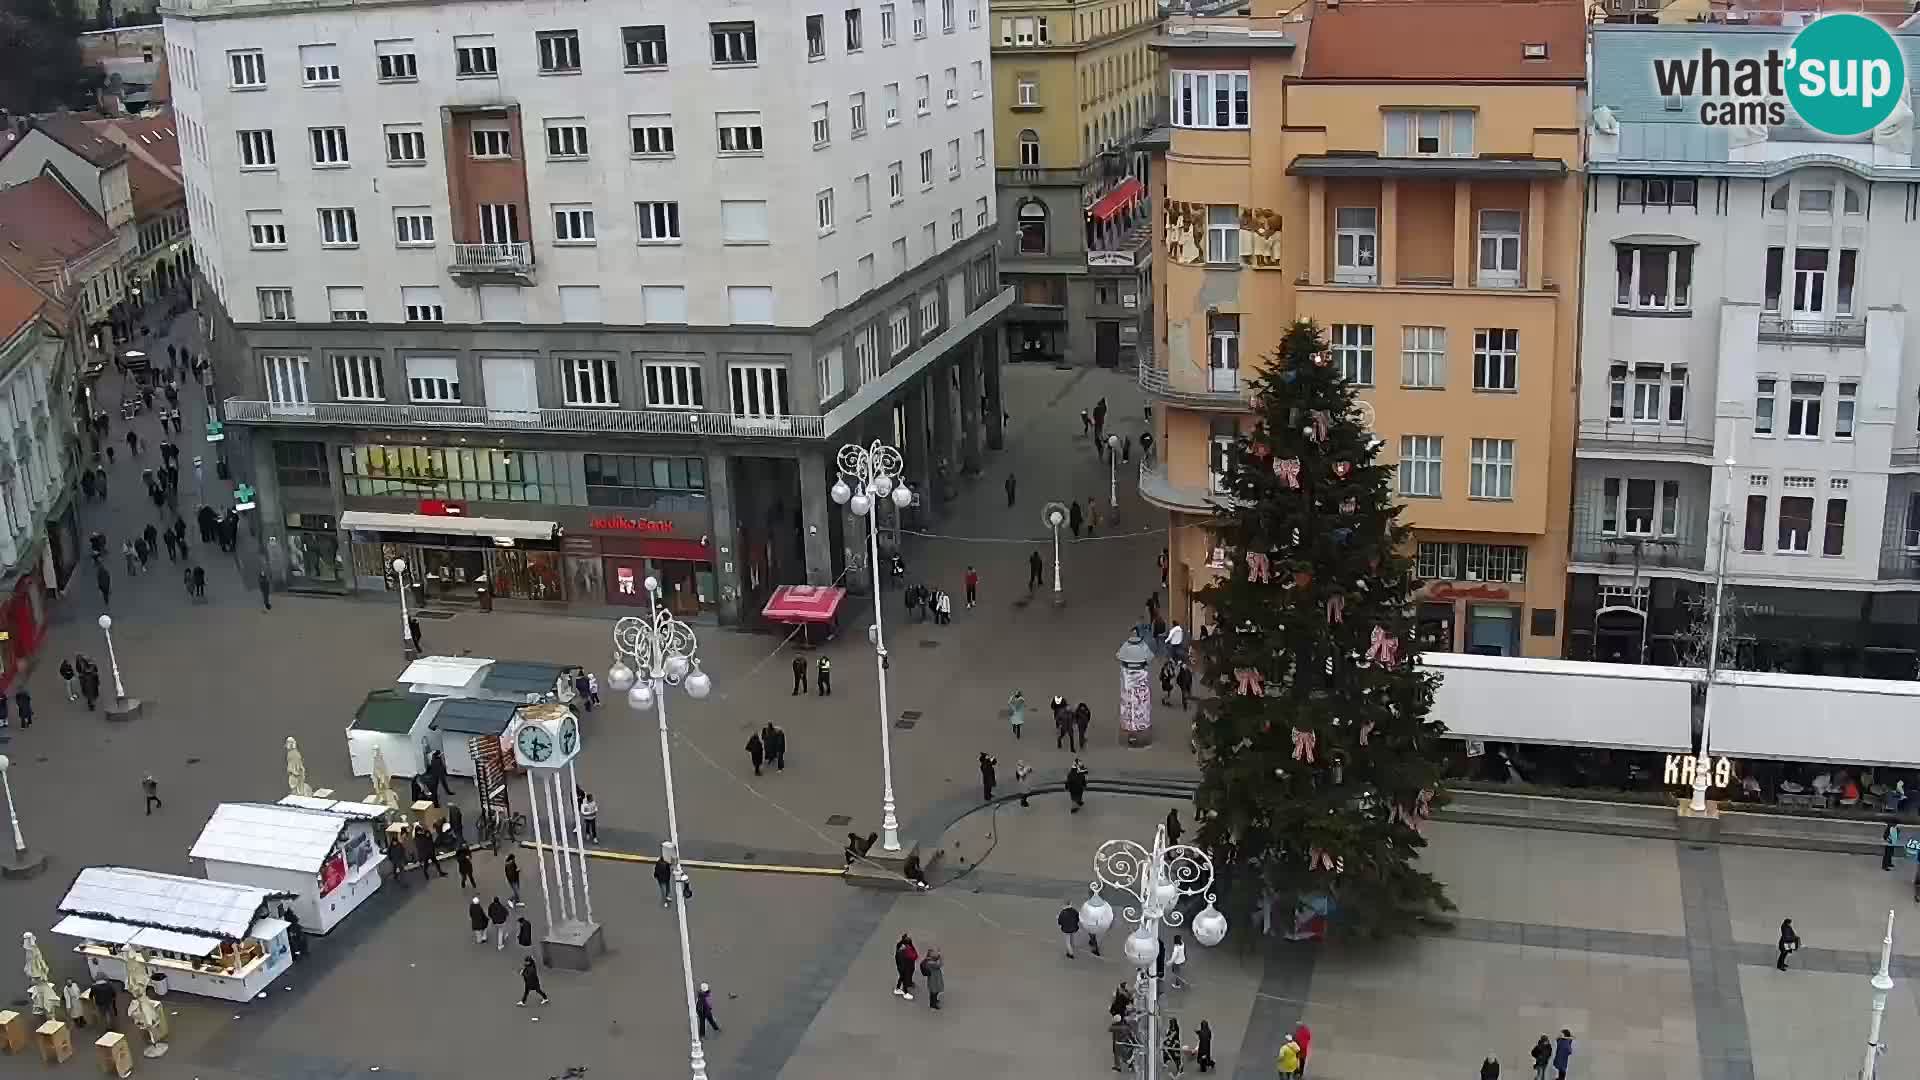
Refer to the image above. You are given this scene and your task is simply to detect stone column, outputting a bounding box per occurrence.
[959,342,984,476]
[1452,180,1473,288]
[705,448,741,625]
[906,384,939,522]
[930,359,956,507]
[798,447,833,586]
[982,331,1006,451]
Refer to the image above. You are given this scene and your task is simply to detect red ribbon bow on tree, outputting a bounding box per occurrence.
[1358,720,1375,746]
[1309,410,1331,443]
[1326,594,1346,625]
[1234,668,1265,696]
[1365,626,1400,666]
[1291,727,1317,763]
[1273,458,1302,489]
[1245,551,1271,583]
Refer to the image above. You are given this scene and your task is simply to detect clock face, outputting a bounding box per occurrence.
[516,725,555,764]
[558,715,579,758]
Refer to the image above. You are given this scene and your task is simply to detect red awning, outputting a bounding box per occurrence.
[1088,177,1146,223]
[762,585,847,624]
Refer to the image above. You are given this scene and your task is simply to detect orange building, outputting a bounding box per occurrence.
[1141,0,1585,657]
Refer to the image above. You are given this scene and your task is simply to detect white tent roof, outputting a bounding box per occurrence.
[277,794,389,819]
[398,655,491,692]
[58,866,284,940]
[190,803,351,874]
[50,917,225,956]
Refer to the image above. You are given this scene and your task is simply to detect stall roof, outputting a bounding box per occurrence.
[1709,670,1920,766]
[277,794,389,819]
[480,660,570,699]
[352,689,434,734]
[433,696,519,736]
[398,655,491,690]
[58,867,289,941]
[1417,652,1696,752]
[190,803,355,874]
[49,917,223,956]
[763,585,847,624]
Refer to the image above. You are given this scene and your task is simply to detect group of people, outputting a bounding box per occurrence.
[1481,1030,1575,1080]
[904,582,955,624]
[1103,973,1220,1075]
[744,722,790,775]
[890,933,947,1009]
[789,655,831,695]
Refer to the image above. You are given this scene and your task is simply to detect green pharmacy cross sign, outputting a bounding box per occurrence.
[233,483,257,512]
[205,418,225,443]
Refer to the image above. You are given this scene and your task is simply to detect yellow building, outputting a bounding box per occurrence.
[990,0,1162,366]
[1142,0,1585,658]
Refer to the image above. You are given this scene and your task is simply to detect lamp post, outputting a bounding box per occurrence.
[1692,457,1735,815]
[392,558,418,656]
[1082,823,1229,1080]
[1044,502,1068,607]
[96,614,141,721]
[1106,433,1121,517]
[1862,909,1895,1080]
[830,440,915,854]
[0,754,46,878]
[606,580,714,1080]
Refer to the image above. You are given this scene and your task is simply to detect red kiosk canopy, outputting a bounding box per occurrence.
[762,585,847,624]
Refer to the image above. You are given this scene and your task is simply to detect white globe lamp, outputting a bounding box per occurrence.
[1123,924,1158,969]
[849,492,872,517]
[664,654,690,681]
[1192,902,1229,948]
[606,662,637,692]
[684,664,712,700]
[1080,888,1114,936]
[872,474,894,499]
[891,484,913,510]
[830,478,852,505]
[628,683,656,712]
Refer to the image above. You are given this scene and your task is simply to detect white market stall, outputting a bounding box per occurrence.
[277,794,392,821]
[429,697,520,779]
[190,802,385,934]
[53,866,294,1003]
[1417,652,1697,752]
[346,689,434,779]
[398,655,491,698]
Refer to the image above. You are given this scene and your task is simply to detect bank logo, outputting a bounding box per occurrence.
[1651,13,1906,136]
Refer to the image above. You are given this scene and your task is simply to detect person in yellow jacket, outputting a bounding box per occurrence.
[1277,1036,1302,1078]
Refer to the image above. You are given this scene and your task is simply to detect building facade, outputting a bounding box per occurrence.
[1573,24,1920,675]
[163,0,1010,622]
[0,118,137,345]
[1142,0,1585,659]
[992,0,1160,367]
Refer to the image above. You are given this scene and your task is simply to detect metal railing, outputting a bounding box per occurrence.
[1575,418,1715,456]
[222,398,828,439]
[450,242,535,275]
[1893,447,1920,467]
[1137,459,1234,513]
[1757,316,1866,346]
[1136,348,1256,407]
[1568,531,1707,571]
[1880,546,1920,580]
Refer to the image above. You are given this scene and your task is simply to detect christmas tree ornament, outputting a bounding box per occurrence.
[1249,438,1272,461]
[1233,668,1266,696]
[1340,498,1357,514]
[1293,569,1313,588]
[1312,350,1331,367]
[1245,551,1272,583]
[1358,720,1375,746]
[1290,728,1317,763]
[1365,626,1401,666]
[1333,461,1353,479]
[1326,594,1346,624]
[1273,458,1302,489]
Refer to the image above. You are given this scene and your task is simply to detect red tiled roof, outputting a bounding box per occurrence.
[88,109,178,171]
[88,111,182,216]
[0,270,53,346]
[12,113,127,170]
[1301,0,1588,82]
[0,176,116,271]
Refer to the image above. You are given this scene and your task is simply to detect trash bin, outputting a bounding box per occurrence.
[477,584,493,612]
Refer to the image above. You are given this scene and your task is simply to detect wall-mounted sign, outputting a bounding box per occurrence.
[1663,754,1733,789]
[1428,582,1512,602]
[419,500,467,517]
[1088,251,1136,269]
[589,515,674,534]
[615,565,638,595]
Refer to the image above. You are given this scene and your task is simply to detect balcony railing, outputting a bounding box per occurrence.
[222,398,827,439]
[1569,531,1707,572]
[1881,546,1920,580]
[1138,459,1236,514]
[1137,348,1255,408]
[450,242,535,276]
[1576,418,1715,457]
[1894,447,1920,467]
[1757,316,1867,347]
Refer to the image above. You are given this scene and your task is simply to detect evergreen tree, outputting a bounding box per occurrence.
[1191,319,1453,940]
[0,0,101,115]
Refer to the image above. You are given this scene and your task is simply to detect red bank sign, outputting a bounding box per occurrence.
[589,516,674,534]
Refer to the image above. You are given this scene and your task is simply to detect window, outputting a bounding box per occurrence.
[851,93,868,136]
[1402,326,1445,388]
[949,208,963,240]
[556,285,600,324]
[405,356,459,403]
[534,29,582,73]
[720,200,768,244]
[968,0,979,27]
[1416,541,1456,580]
[846,7,864,49]
[318,207,358,247]
[1778,495,1813,552]
[478,204,520,245]
[1170,71,1250,129]
[853,174,872,218]
[711,21,757,64]
[883,83,901,124]
[384,124,426,164]
[623,25,667,68]
[946,138,960,178]
[401,286,444,322]
[890,306,913,353]
[238,129,276,168]
[455,35,497,76]
[1621,477,1657,535]
[941,0,955,32]
[552,204,596,244]
[545,119,589,159]
[332,353,384,401]
[1764,247,1784,312]
[1613,244,1692,311]
[1755,378,1776,435]
[811,102,831,146]
[944,67,958,106]
[912,0,927,35]
[1838,250,1859,315]
[274,442,329,488]
[644,361,704,409]
[1400,435,1442,497]
[807,14,826,59]
[563,356,619,406]
[1837,381,1857,439]
[300,43,340,85]
[918,149,934,188]
[1824,498,1847,556]
[730,363,790,418]
[263,354,311,409]
[1017,200,1047,253]
[1208,428,1236,495]
[258,288,295,321]
[309,126,349,166]
[915,75,930,113]
[1018,129,1041,166]
[1617,176,1698,208]
[972,61,984,97]
[1744,494,1768,552]
[229,48,267,88]
[817,188,835,233]
[717,111,763,154]
[854,325,880,383]
[636,201,681,243]
[1787,379,1823,437]
[580,455,707,507]
[1205,205,1239,264]
[1333,207,1377,284]
[1017,79,1038,107]
[1475,210,1521,288]
[326,286,368,322]
[630,115,674,156]
[642,285,688,324]
[1846,184,1865,214]
[974,128,987,166]
[1469,438,1515,500]
[919,289,941,334]
[1472,328,1518,391]
[881,3,897,43]
[975,197,989,231]
[728,286,774,324]
[376,39,417,81]
[247,209,286,249]
[816,347,843,405]
[470,125,511,159]
[1798,187,1833,213]
[1331,324,1373,386]
[1792,249,1828,313]
[1208,314,1240,391]
[1384,109,1474,157]
[393,208,434,246]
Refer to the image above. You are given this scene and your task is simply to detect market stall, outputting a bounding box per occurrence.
[190,802,385,935]
[429,697,520,779]
[397,655,491,698]
[346,689,434,779]
[762,585,846,645]
[475,660,575,704]
[277,794,393,821]
[53,866,294,1003]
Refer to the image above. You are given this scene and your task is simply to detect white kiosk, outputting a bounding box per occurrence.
[52,867,294,1003]
[190,802,385,934]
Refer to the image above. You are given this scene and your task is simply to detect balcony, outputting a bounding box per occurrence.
[1138,459,1236,514]
[996,166,1086,188]
[1757,316,1867,347]
[222,399,827,439]
[1569,531,1707,573]
[1575,419,1714,460]
[1137,346,1254,410]
[450,242,535,280]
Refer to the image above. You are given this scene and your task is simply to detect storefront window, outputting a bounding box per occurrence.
[419,546,489,601]
[286,530,340,583]
[274,441,330,488]
[339,445,573,504]
[1466,603,1521,656]
[583,453,706,509]
[492,548,565,601]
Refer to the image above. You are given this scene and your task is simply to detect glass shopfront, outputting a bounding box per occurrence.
[284,513,341,584]
[347,533,565,604]
[340,445,574,504]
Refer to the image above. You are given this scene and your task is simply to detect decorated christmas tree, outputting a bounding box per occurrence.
[1191,319,1453,940]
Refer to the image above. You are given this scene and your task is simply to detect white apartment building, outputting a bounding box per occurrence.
[1575,24,1920,676]
[164,0,1012,622]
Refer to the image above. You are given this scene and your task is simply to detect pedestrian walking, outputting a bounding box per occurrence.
[746,731,765,776]
[123,540,137,575]
[1075,701,1092,748]
[1278,1036,1302,1079]
[1028,550,1044,591]
[1168,934,1188,989]
[90,979,117,1024]
[505,853,522,905]
[655,855,674,907]
[1054,696,1074,751]
[1552,1031,1574,1080]
[141,774,161,814]
[162,531,178,561]
[408,616,423,653]
[979,751,997,802]
[516,916,533,952]
[791,655,808,694]
[1111,1017,1136,1072]
[415,826,444,880]
[468,897,488,944]
[1776,918,1799,970]
[488,896,510,948]
[1058,903,1081,957]
[1195,1020,1215,1072]
[572,670,592,711]
[1089,500,1103,535]
[766,723,787,771]
[922,947,945,1009]
[1066,758,1089,813]
[1177,664,1194,710]
[1005,472,1016,507]
[1163,1017,1184,1075]
[517,956,550,1006]
[59,658,76,702]
[1479,1056,1498,1080]
[1069,499,1083,537]
[142,523,158,553]
[79,661,100,711]
[937,589,953,624]
[15,689,30,730]
[1093,397,1108,443]
[1530,1036,1552,1080]
[1294,1021,1312,1077]
[125,429,137,457]
[1007,689,1025,738]
[964,566,979,608]
[892,934,918,1000]
[258,570,271,610]
[1080,409,1092,436]
[579,792,599,842]
[1015,759,1033,807]
[456,845,477,888]
[191,565,206,599]
[1166,808,1183,846]
[817,655,832,695]
[1160,661,1175,705]
[1884,820,1901,870]
[696,982,720,1035]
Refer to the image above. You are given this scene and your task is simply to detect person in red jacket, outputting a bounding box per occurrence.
[1294,1022,1313,1077]
[964,566,979,609]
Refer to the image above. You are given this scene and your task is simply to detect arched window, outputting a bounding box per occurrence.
[1018,129,1041,167]
[1017,200,1049,254]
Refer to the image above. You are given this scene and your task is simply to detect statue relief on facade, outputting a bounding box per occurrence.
[1875,95,1914,158]
[1240,208,1282,269]
[1164,200,1204,266]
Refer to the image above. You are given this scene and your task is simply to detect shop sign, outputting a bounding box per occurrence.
[1663,754,1733,789]
[590,515,674,534]
[420,500,467,517]
[615,565,639,596]
[319,851,346,896]
[1428,582,1511,602]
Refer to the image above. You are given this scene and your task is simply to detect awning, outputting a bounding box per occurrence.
[762,585,847,624]
[1417,653,1695,752]
[1088,177,1146,223]
[340,510,558,541]
[1709,671,1920,767]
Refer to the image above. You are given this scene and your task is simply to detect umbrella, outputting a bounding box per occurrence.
[23,931,48,983]
[24,932,56,1016]
[286,736,312,797]
[120,945,151,1000]
[370,747,401,812]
